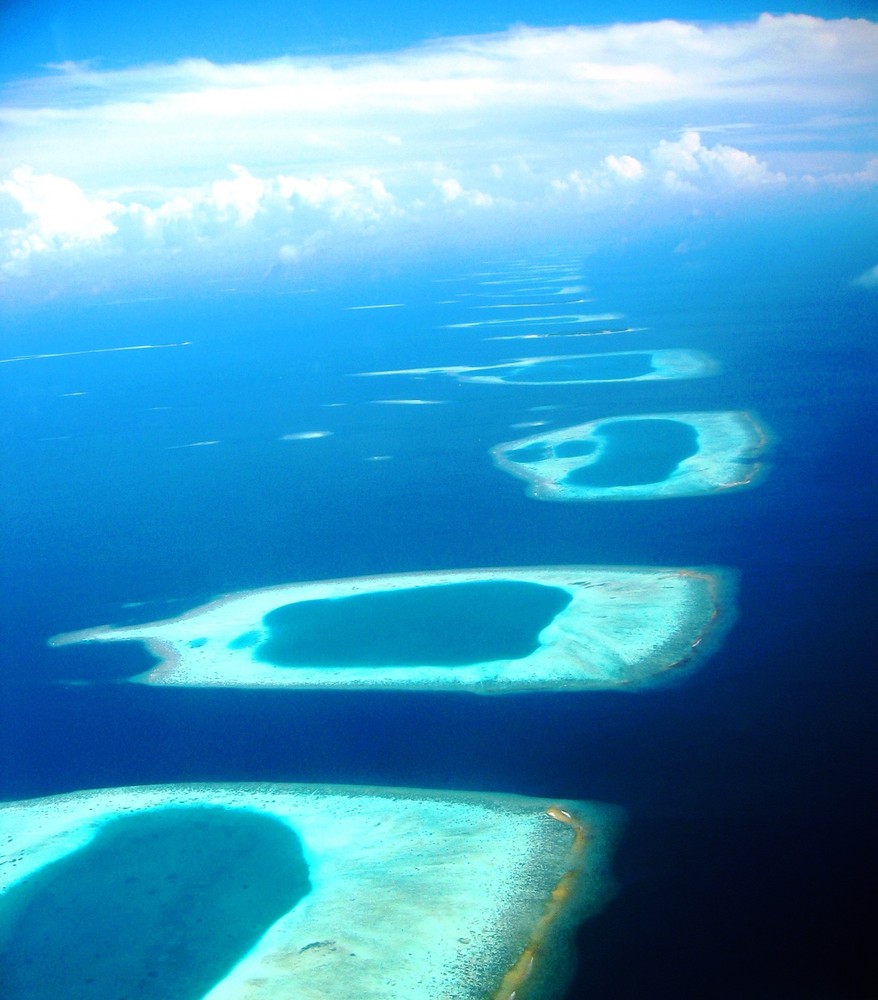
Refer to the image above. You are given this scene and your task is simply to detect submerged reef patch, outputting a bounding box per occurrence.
[0,783,622,1000]
[49,566,736,692]
[356,349,716,386]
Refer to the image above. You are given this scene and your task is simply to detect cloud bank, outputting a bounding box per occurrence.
[1,14,876,288]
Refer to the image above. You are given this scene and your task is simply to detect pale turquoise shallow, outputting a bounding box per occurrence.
[50,566,736,692]
[0,783,622,1000]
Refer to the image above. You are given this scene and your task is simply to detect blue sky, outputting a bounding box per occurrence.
[1,1,876,296]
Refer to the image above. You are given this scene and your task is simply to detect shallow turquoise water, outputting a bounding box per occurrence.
[564,419,699,488]
[253,580,572,667]
[506,442,553,463]
[0,807,310,1000]
[500,353,652,382]
[554,439,598,459]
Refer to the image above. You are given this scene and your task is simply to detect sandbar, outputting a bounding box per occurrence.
[0,782,621,1000]
[49,566,735,692]
[492,411,771,501]
[356,349,716,386]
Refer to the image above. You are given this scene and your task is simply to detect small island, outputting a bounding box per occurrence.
[492,411,771,500]
[0,782,620,1000]
[50,566,735,692]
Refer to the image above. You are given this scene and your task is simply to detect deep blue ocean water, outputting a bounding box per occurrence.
[1,215,876,998]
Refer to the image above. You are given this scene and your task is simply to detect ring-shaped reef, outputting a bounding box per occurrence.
[491,411,772,500]
[0,782,621,1000]
[49,566,736,692]
[356,349,716,386]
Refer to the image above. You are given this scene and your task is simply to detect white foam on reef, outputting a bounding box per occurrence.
[280,431,333,441]
[474,300,594,309]
[476,276,581,287]
[355,350,715,386]
[0,342,190,364]
[0,783,621,1000]
[368,398,448,405]
[485,328,644,342]
[49,566,736,692]
[443,313,622,329]
[345,303,405,310]
[492,411,772,501]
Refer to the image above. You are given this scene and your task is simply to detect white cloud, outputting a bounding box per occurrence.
[604,154,644,181]
[551,131,783,201]
[0,166,120,255]
[208,165,267,224]
[437,178,464,202]
[852,264,878,288]
[3,15,876,190]
[813,157,878,187]
[435,177,493,207]
[0,14,875,287]
[0,163,398,274]
[552,171,599,197]
[651,130,784,191]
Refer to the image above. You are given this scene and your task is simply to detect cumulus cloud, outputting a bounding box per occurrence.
[0,166,120,256]
[551,131,783,201]
[651,130,785,191]
[0,163,397,274]
[813,157,878,187]
[208,165,267,224]
[604,155,645,181]
[434,177,493,207]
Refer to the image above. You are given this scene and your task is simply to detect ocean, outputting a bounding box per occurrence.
[1,211,875,998]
